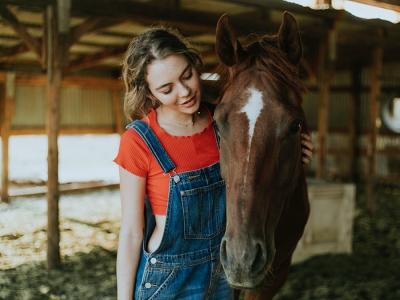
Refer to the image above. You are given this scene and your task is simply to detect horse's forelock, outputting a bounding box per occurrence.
[213,35,306,106]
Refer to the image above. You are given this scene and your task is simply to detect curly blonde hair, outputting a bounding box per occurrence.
[121,27,203,121]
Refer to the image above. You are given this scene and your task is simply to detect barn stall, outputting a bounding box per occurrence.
[0,0,399,296]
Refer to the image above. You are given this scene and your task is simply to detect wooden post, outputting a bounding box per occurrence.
[46,0,70,269]
[367,30,383,212]
[316,26,336,179]
[0,72,15,203]
[113,89,124,135]
[46,4,61,269]
[349,65,362,182]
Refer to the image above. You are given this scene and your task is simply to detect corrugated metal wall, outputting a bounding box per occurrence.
[12,86,117,128]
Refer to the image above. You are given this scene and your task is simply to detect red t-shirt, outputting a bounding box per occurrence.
[114,107,219,215]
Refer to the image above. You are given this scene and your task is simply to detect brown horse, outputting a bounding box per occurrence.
[214,12,310,300]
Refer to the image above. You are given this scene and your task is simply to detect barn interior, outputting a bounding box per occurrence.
[0,0,400,270]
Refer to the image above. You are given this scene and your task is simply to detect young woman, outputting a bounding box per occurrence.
[114,27,314,300]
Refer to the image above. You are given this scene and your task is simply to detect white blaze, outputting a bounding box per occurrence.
[239,88,264,162]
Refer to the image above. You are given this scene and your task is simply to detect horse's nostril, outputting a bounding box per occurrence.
[220,238,228,263]
[251,242,266,274]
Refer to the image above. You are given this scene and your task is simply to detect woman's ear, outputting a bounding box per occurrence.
[147,94,159,106]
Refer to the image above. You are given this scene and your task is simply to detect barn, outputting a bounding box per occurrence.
[0,0,399,297]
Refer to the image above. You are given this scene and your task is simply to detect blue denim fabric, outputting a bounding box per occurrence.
[127,120,233,300]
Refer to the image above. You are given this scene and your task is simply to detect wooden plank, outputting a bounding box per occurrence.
[0,4,42,61]
[367,29,383,212]
[9,181,119,198]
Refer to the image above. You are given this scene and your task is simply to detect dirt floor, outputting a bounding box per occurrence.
[0,186,120,300]
[1,183,399,300]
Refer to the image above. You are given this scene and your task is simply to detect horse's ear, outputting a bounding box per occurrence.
[277,11,302,65]
[216,14,244,67]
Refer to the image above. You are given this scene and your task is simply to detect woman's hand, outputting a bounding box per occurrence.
[301,133,314,165]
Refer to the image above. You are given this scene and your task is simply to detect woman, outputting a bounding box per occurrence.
[114,27,313,300]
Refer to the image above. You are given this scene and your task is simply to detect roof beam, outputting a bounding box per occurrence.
[351,0,400,12]
[69,17,122,46]
[0,4,42,61]
[66,44,127,72]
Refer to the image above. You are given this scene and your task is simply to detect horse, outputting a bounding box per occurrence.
[213,12,310,300]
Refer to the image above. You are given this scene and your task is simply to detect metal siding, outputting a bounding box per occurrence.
[11,86,115,128]
[60,88,113,127]
[12,86,46,127]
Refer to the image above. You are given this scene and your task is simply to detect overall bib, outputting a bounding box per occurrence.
[127,120,233,300]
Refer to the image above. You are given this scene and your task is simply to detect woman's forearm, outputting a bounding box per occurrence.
[117,232,143,300]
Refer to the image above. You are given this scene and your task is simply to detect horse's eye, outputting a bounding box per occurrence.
[290,121,302,134]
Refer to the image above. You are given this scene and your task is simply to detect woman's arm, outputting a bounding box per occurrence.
[117,166,146,300]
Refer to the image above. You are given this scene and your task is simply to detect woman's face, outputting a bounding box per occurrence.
[146,54,201,114]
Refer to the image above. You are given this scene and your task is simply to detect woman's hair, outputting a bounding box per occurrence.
[121,26,203,121]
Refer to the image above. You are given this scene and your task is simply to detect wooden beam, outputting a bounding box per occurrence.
[0,4,42,61]
[367,29,383,212]
[66,45,126,73]
[0,73,15,203]
[0,44,30,62]
[69,17,123,46]
[351,0,400,12]
[0,0,53,7]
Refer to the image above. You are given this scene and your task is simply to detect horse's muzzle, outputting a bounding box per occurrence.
[220,234,270,289]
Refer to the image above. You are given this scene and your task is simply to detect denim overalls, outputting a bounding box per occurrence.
[127,120,233,300]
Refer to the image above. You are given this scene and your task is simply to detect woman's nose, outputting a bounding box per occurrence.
[178,83,190,97]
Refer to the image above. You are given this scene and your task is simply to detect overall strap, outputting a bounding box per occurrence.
[204,101,220,150]
[212,122,220,149]
[126,120,176,174]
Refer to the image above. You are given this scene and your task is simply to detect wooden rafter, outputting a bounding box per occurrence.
[0,4,42,61]
[350,0,400,12]
[0,44,29,62]
[66,44,126,72]
[69,17,122,46]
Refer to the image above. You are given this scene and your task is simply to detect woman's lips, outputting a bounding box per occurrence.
[180,96,196,107]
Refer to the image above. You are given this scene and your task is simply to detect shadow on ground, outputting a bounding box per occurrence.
[0,246,117,300]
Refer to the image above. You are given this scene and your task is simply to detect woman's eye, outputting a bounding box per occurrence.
[290,121,302,134]
[184,72,192,80]
[163,88,172,95]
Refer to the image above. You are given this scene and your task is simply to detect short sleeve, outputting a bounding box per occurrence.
[113,129,150,178]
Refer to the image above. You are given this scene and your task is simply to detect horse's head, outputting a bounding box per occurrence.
[215,12,308,289]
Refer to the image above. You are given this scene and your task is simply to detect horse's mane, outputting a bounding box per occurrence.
[213,33,307,106]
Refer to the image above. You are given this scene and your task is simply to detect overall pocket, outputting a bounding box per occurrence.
[180,180,226,239]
